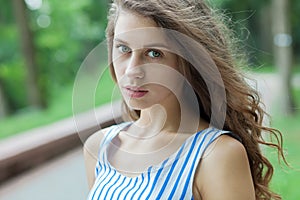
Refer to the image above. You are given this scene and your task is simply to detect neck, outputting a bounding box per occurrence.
[130,99,207,139]
[138,104,179,133]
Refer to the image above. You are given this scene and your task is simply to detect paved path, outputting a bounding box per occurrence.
[0,148,89,200]
[247,73,300,114]
[0,73,298,200]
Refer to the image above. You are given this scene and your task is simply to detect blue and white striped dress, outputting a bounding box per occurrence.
[87,122,230,200]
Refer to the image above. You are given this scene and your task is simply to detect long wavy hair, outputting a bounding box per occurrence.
[106,0,286,199]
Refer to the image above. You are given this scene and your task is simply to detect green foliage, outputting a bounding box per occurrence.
[0,68,117,139]
[212,0,300,66]
[291,0,300,58]
[0,0,109,113]
[268,88,300,199]
[211,0,270,10]
[0,0,14,24]
[1,0,299,114]
[213,0,270,65]
[0,25,19,61]
[0,60,27,110]
[31,0,108,94]
[0,5,28,110]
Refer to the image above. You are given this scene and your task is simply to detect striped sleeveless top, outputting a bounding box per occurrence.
[87,122,231,200]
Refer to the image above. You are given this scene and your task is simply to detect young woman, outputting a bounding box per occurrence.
[84,0,285,199]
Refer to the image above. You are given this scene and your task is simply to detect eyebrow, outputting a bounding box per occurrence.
[114,38,170,49]
[114,38,129,45]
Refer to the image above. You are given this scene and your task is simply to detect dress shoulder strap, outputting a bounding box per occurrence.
[95,122,132,177]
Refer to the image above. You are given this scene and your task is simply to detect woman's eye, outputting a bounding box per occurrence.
[117,45,131,53]
[148,50,162,58]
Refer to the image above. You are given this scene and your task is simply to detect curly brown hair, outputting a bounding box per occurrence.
[106,0,287,199]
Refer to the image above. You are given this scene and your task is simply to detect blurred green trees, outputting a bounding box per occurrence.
[0,0,109,117]
[215,0,298,115]
[215,0,299,64]
[0,0,299,120]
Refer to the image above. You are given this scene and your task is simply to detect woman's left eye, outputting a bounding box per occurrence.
[147,50,162,58]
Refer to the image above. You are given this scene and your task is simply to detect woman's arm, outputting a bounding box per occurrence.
[194,135,255,200]
[83,130,105,189]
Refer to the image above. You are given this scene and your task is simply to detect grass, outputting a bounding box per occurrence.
[267,88,300,199]
[0,69,118,139]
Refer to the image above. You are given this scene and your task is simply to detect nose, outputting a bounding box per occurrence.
[125,51,145,79]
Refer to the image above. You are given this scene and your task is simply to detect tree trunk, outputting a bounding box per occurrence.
[0,81,9,118]
[12,0,44,108]
[259,4,272,57]
[272,0,295,115]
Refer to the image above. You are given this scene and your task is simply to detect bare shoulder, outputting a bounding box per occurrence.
[204,134,247,160]
[194,135,255,200]
[84,127,110,156]
[83,126,111,188]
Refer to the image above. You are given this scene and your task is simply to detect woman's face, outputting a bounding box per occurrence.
[112,11,182,110]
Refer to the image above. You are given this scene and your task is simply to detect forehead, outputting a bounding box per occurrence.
[114,11,168,47]
[115,11,158,32]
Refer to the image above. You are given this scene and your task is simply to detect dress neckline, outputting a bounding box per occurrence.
[103,121,213,179]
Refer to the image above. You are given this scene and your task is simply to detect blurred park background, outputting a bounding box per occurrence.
[0,0,299,199]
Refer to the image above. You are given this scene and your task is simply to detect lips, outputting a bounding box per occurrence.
[123,86,148,98]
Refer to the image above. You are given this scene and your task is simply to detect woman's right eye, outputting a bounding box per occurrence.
[117,45,131,53]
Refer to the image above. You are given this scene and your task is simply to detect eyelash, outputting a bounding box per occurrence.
[116,45,131,53]
[146,49,163,58]
[115,45,164,59]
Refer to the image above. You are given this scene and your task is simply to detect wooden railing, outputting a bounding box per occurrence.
[0,101,122,184]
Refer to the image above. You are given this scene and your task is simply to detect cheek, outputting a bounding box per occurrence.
[168,55,179,71]
[113,65,124,82]
[112,58,126,81]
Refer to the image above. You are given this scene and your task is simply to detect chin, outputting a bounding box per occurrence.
[124,98,155,111]
[126,101,149,110]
